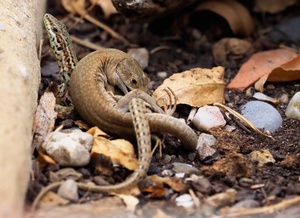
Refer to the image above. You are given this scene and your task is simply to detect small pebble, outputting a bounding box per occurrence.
[285,91,300,120]
[156,71,167,79]
[42,129,93,167]
[225,125,236,132]
[57,179,79,201]
[245,87,254,97]
[127,48,149,69]
[192,106,226,131]
[175,194,194,208]
[279,93,289,104]
[253,92,279,105]
[196,133,216,161]
[249,150,275,167]
[161,169,174,177]
[175,173,185,178]
[240,101,282,133]
[172,162,201,175]
[49,168,83,181]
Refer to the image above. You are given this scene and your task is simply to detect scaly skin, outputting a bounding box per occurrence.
[69,48,198,149]
[36,14,198,208]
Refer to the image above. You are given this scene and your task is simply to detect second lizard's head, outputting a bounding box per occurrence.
[114,57,150,94]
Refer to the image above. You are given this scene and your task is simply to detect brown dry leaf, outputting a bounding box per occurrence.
[62,0,85,14]
[36,152,56,167]
[205,188,236,209]
[212,38,254,65]
[152,67,225,108]
[32,91,57,151]
[268,54,300,81]
[141,183,166,198]
[88,127,138,170]
[115,194,139,213]
[196,0,255,36]
[90,0,118,18]
[228,49,299,91]
[149,175,186,192]
[37,191,70,208]
[254,0,296,13]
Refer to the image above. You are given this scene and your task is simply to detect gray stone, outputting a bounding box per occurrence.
[240,101,282,133]
[57,179,79,201]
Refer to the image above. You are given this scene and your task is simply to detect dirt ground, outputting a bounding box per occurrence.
[27,1,300,217]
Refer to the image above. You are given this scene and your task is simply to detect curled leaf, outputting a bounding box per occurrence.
[88,127,138,170]
[196,0,255,36]
[153,67,225,107]
[228,49,299,91]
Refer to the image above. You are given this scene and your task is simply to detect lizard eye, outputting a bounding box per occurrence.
[52,26,58,32]
[131,78,137,86]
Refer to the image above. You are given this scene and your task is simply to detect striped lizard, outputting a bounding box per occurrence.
[36,13,198,206]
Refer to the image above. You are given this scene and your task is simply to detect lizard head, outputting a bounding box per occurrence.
[114,58,150,94]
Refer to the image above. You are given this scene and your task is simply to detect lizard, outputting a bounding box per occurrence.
[36,13,198,207]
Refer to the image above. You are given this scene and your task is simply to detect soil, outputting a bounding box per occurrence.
[28,1,300,217]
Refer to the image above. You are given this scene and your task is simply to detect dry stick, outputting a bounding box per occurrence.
[70,35,104,51]
[71,2,129,44]
[221,196,300,217]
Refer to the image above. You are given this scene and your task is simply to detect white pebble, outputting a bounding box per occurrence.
[42,129,93,167]
[175,194,194,208]
[156,71,167,79]
[57,179,79,201]
[192,106,226,131]
[197,133,216,161]
[253,92,279,104]
[285,91,300,120]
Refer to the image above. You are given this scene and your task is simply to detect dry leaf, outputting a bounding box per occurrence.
[141,183,166,198]
[91,0,118,18]
[62,0,85,14]
[37,191,70,208]
[152,67,225,107]
[115,194,139,213]
[268,54,300,82]
[88,127,138,170]
[212,38,254,65]
[205,188,236,209]
[228,49,299,91]
[149,175,186,192]
[196,0,255,36]
[32,91,57,151]
[254,0,296,13]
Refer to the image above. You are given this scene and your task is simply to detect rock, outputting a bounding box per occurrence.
[42,129,93,167]
[192,106,226,131]
[196,133,217,161]
[49,168,83,182]
[57,179,79,201]
[127,48,149,69]
[240,101,282,133]
[253,92,279,105]
[172,162,201,175]
[249,150,275,167]
[285,91,300,120]
[156,71,167,79]
[279,93,289,104]
[175,194,195,208]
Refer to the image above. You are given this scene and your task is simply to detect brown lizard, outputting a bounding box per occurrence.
[35,14,198,208]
